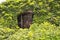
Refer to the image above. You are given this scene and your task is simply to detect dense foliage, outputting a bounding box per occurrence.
[7,22,60,40]
[0,0,60,40]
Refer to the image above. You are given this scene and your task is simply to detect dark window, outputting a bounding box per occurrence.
[17,11,33,29]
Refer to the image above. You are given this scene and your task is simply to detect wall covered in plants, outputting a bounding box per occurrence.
[0,0,60,40]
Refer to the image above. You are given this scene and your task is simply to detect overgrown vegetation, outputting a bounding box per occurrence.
[0,0,60,40]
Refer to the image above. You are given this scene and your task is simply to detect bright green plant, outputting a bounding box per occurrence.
[0,0,60,40]
[7,22,60,40]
